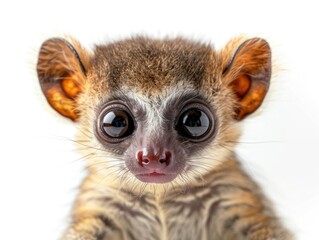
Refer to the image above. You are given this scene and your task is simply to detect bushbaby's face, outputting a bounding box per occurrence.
[37,36,271,186]
[78,38,234,184]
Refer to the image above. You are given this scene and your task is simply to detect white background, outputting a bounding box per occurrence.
[0,0,318,239]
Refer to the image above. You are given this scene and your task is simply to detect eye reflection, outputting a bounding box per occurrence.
[176,107,213,140]
[182,109,210,137]
[101,110,134,138]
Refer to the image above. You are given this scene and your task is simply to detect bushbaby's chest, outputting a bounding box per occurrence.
[108,188,222,240]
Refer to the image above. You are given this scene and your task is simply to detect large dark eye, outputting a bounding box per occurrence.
[176,105,214,141]
[98,105,135,142]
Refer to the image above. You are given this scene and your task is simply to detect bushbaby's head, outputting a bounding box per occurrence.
[37,36,271,186]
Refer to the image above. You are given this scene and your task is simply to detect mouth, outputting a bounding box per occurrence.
[135,172,177,183]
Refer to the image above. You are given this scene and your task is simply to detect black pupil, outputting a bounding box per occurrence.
[178,109,211,138]
[102,110,132,138]
[113,116,126,128]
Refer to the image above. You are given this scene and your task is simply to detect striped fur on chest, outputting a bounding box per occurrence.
[72,160,275,240]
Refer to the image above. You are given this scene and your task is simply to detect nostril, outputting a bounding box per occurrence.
[159,158,166,164]
[159,151,171,166]
[137,150,172,167]
[142,158,150,165]
[137,151,152,166]
[159,158,170,166]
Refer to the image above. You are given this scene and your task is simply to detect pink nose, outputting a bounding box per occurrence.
[137,150,171,169]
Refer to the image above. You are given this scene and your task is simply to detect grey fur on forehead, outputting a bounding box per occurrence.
[89,36,218,92]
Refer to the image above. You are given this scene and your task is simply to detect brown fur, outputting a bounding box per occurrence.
[36,36,293,240]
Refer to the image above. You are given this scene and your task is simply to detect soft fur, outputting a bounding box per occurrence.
[37,36,293,240]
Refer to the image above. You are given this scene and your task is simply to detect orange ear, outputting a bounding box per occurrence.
[37,38,88,121]
[222,38,271,120]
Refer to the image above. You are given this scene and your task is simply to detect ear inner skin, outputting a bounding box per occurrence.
[37,38,86,121]
[61,75,82,99]
[44,85,79,120]
[230,75,251,99]
[235,77,269,120]
[223,38,271,120]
